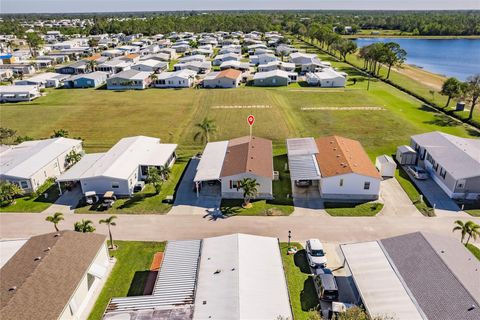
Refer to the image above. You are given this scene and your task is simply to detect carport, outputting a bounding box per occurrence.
[286,138,321,197]
[56,153,103,195]
[193,140,228,198]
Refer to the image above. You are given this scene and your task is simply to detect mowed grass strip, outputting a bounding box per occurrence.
[88,241,166,320]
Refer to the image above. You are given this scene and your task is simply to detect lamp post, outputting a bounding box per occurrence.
[288,230,291,248]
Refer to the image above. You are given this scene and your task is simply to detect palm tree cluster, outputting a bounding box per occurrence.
[453,220,480,245]
[0,181,24,206]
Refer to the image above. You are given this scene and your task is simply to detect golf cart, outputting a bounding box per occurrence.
[101,191,117,209]
[84,191,99,205]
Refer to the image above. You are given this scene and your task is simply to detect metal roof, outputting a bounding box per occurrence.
[193,234,292,320]
[287,138,321,181]
[106,240,201,314]
[56,153,104,182]
[341,241,424,320]
[193,141,228,182]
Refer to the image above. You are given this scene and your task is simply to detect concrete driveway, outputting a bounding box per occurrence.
[170,158,221,216]
[402,166,460,212]
[42,185,83,215]
[378,178,421,217]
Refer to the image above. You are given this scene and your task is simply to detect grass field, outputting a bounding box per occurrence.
[466,243,480,261]
[0,181,59,213]
[88,241,166,320]
[324,202,384,216]
[280,242,319,320]
[75,158,188,214]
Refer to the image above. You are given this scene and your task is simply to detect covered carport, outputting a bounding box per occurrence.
[193,140,228,198]
[286,138,321,198]
[55,153,103,195]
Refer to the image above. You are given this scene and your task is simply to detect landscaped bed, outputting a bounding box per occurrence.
[0,179,59,213]
[75,159,188,214]
[324,202,384,217]
[88,240,166,320]
[280,242,319,320]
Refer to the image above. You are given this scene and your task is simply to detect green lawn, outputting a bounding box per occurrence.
[324,202,384,217]
[395,166,435,217]
[466,243,480,261]
[88,240,166,320]
[280,242,319,320]
[0,181,60,213]
[466,209,480,217]
[75,159,188,214]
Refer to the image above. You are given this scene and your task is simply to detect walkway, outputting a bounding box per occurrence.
[42,186,83,215]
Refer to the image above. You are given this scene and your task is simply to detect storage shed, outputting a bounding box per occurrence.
[396,145,417,165]
[375,155,396,177]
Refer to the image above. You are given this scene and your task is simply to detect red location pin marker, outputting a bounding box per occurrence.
[247,115,255,126]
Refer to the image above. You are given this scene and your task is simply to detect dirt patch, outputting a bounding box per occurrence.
[211,105,272,109]
[301,106,385,111]
[395,64,446,91]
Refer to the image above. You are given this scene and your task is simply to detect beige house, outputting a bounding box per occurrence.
[203,69,242,88]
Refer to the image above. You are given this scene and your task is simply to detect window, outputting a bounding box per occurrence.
[20,181,28,189]
[364,182,370,190]
[112,183,119,189]
[440,168,446,179]
[339,179,343,187]
[87,273,95,290]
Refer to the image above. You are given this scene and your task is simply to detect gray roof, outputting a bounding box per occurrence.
[286,138,321,180]
[381,232,480,320]
[69,71,108,82]
[411,131,480,179]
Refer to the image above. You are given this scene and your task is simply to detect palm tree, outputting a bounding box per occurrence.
[194,117,217,144]
[87,60,97,72]
[158,165,171,181]
[239,178,259,208]
[65,150,82,167]
[452,220,480,244]
[45,212,64,232]
[465,221,480,245]
[99,215,117,249]
[74,219,96,233]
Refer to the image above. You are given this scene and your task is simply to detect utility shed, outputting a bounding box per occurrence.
[396,145,417,165]
[193,234,292,320]
[375,155,396,177]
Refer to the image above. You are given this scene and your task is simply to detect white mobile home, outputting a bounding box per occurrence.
[0,85,40,102]
[152,69,197,88]
[306,69,347,87]
[106,69,152,90]
[57,136,177,196]
[203,69,242,88]
[0,137,83,193]
[194,136,273,199]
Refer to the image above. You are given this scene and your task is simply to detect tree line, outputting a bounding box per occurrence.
[1,11,479,36]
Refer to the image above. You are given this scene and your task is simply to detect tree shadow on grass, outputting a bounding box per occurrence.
[419,104,439,113]
[466,127,480,137]
[127,270,151,296]
[294,249,311,274]
[117,192,157,209]
[424,114,460,127]
[219,205,241,217]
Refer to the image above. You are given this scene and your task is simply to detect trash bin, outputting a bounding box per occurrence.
[456,102,465,111]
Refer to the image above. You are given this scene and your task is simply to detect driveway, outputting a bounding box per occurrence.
[402,166,460,212]
[170,158,221,216]
[378,177,420,217]
[42,185,83,215]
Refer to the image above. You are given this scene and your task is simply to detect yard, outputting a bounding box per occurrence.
[88,240,166,320]
[466,243,480,261]
[324,202,384,217]
[0,179,60,213]
[220,154,294,216]
[280,242,319,320]
[75,158,188,214]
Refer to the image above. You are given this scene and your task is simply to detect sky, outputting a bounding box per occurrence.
[1,0,479,14]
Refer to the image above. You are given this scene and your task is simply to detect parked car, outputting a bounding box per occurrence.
[313,273,339,301]
[306,239,328,268]
[295,180,312,187]
[408,165,429,180]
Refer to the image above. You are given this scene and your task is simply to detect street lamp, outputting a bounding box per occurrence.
[288,230,291,248]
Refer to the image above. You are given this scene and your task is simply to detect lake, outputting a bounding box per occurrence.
[355,38,480,81]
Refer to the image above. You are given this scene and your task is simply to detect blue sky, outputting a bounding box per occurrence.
[1,0,479,14]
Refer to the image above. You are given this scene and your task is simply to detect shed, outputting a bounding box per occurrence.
[396,145,417,165]
[375,155,396,177]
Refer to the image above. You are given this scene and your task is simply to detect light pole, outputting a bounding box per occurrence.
[288,230,291,248]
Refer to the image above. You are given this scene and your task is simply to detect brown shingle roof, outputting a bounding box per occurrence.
[0,231,106,320]
[220,136,273,178]
[315,136,381,179]
[217,68,242,80]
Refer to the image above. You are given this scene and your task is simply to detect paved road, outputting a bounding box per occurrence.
[1,211,479,245]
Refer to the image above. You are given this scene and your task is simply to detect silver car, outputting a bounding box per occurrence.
[306,239,328,268]
[408,166,429,180]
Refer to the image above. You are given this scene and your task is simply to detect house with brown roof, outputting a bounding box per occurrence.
[0,231,110,320]
[202,69,242,88]
[287,136,381,201]
[194,136,274,199]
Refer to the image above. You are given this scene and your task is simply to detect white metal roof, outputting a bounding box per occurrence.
[0,85,39,94]
[193,234,292,320]
[56,153,104,182]
[0,138,81,179]
[287,138,321,180]
[0,239,27,268]
[193,140,228,182]
[68,136,176,180]
[341,241,424,320]
[253,69,291,80]
[106,240,201,314]
[376,155,395,165]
